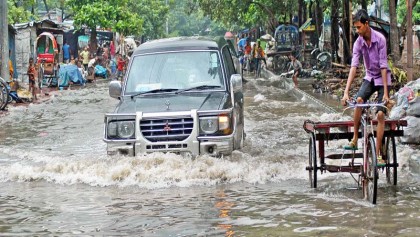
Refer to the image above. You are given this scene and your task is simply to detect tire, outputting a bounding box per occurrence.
[276,56,286,72]
[385,137,397,185]
[366,135,378,204]
[308,134,317,188]
[233,107,244,150]
[317,52,331,70]
[0,78,9,110]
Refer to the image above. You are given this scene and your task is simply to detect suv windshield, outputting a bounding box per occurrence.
[125,51,225,94]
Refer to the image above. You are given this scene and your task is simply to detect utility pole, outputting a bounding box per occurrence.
[1,0,9,81]
[349,0,353,54]
[407,0,413,81]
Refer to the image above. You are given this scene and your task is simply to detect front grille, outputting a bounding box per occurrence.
[140,117,194,142]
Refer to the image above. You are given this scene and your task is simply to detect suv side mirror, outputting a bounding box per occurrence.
[109,81,122,99]
[230,74,242,92]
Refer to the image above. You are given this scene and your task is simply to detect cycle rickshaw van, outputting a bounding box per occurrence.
[35,32,59,87]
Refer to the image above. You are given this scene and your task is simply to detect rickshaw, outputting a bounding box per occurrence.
[268,24,301,72]
[303,103,407,204]
[35,32,59,88]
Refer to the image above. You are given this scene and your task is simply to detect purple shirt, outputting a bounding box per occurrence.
[351,28,391,86]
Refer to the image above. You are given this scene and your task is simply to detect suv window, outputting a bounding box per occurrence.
[222,46,235,79]
[125,51,225,94]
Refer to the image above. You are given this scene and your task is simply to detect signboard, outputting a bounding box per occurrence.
[299,18,316,32]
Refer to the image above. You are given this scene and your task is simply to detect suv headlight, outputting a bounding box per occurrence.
[107,120,135,139]
[199,117,218,134]
[199,115,232,135]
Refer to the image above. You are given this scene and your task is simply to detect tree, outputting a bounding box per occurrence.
[167,0,226,37]
[7,0,37,24]
[129,0,170,40]
[389,0,399,62]
[68,0,142,53]
[196,0,299,35]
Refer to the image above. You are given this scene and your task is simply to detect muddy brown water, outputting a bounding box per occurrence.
[0,78,418,236]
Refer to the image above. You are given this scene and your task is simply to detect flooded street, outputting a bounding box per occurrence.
[0,79,419,236]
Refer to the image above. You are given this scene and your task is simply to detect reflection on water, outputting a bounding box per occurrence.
[215,189,235,236]
[0,79,418,236]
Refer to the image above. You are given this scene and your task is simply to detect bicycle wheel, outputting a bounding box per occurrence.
[0,78,9,110]
[317,52,331,70]
[276,56,286,73]
[366,135,378,204]
[308,134,317,188]
[385,136,397,185]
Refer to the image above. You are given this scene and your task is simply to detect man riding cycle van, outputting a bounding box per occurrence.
[340,9,391,166]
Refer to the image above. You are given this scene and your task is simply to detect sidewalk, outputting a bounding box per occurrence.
[0,79,105,115]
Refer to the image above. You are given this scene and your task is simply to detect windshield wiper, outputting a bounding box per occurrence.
[176,85,222,94]
[130,88,179,99]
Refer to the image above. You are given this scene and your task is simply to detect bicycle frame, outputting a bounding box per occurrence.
[344,101,387,203]
[0,77,10,109]
[303,107,406,204]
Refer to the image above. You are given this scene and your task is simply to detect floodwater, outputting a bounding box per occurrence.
[0,78,419,236]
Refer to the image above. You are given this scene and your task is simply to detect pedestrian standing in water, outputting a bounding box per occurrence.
[80,47,90,71]
[27,58,37,101]
[62,41,71,64]
[287,52,302,88]
[117,54,126,81]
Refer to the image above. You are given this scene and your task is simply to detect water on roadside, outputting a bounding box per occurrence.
[0,79,418,236]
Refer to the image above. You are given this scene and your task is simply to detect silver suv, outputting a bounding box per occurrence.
[104,37,244,156]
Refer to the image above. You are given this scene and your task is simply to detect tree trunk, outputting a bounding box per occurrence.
[400,0,418,37]
[250,1,278,34]
[314,0,323,48]
[43,0,51,20]
[389,0,400,62]
[331,0,340,62]
[298,0,304,44]
[342,0,351,64]
[309,1,313,18]
[90,29,98,57]
[361,0,367,10]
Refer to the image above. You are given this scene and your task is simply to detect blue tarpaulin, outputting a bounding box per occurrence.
[58,64,86,87]
[94,65,107,78]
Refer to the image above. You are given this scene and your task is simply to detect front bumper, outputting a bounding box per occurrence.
[104,110,234,156]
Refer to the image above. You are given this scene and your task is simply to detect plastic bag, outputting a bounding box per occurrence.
[406,96,420,117]
[400,116,420,144]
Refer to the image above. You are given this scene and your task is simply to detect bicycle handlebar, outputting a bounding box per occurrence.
[343,100,388,114]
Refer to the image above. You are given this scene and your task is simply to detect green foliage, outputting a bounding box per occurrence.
[388,56,407,86]
[195,0,307,34]
[129,0,169,40]
[68,0,142,36]
[167,0,226,37]
[7,0,37,24]
[397,0,420,24]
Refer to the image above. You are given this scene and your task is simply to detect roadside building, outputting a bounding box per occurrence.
[14,20,64,83]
